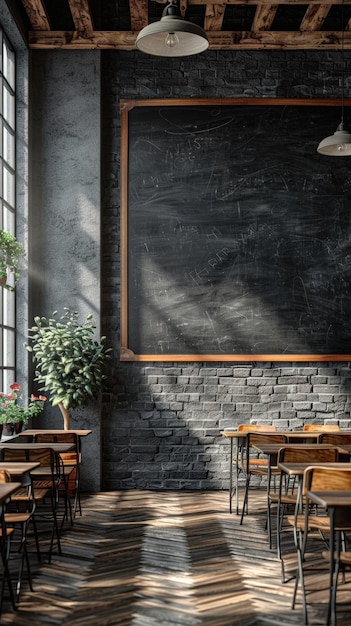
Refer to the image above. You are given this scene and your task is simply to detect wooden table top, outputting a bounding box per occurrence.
[253,443,349,454]
[0,482,22,504]
[307,490,351,508]
[19,429,92,437]
[0,442,74,452]
[278,462,351,476]
[0,461,40,475]
[221,430,351,439]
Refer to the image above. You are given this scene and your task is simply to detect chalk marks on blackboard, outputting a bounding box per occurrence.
[121,99,351,360]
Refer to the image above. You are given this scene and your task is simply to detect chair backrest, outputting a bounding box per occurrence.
[0,448,27,462]
[303,424,340,432]
[0,469,11,484]
[0,446,56,469]
[244,432,287,472]
[319,432,351,446]
[34,433,77,445]
[303,465,351,494]
[278,445,340,464]
[302,466,351,528]
[238,424,276,432]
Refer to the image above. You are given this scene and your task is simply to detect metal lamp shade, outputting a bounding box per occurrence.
[135,14,209,57]
[317,121,351,156]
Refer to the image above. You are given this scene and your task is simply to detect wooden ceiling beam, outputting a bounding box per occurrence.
[252,5,278,30]
[21,0,50,30]
[204,4,226,30]
[27,29,351,49]
[68,0,94,35]
[300,4,332,30]
[129,0,149,30]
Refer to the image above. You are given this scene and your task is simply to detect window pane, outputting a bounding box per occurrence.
[0,32,16,387]
[3,40,15,91]
[3,328,15,367]
[3,164,14,206]
[3,126,15,169]
[3,291,14,327]
[3,86,14,129]
[3,207,14,233]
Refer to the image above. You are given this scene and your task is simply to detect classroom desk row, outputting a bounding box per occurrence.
[0,429,92,612]
[220,430,351,514]
[221,430,351,625]
[276,461,351,626]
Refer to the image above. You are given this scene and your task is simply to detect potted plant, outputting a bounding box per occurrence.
[0,229,25,289]
[0,381,46,437]
[26,308,111,430]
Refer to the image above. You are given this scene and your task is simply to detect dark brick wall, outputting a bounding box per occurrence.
[101,49,351,490]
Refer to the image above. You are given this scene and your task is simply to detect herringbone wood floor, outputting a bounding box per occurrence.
[1,489,351,625]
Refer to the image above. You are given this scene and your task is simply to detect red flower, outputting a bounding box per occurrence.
[10,382,20,391]
[39,395,46,402]
[31,394,39,401]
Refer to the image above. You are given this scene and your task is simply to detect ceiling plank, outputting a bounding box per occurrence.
[129,0,149,30]
[21,0,50,30]
[300,4,332,30]
[252,5,278,30]
[205,4,226,30]
[68,0,94,34]
[27,29,351,49]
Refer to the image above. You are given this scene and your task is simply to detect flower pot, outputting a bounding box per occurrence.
[14,420,23,434]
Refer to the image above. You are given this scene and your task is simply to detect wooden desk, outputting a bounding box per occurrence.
[0,442,74,453]
[19,429,92,438]
[0,461,40,487]
[221,430,288,514]
[278,461,351,477]
[307,488,351,626]
[220,429,350,514]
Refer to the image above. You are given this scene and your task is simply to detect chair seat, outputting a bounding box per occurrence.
[4,512,31,525]
[322,550,351,566]
[287,513,331,532]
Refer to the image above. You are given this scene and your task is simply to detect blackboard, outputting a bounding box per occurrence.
[120,98,351,362]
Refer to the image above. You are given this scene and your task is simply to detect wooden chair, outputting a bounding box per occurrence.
[287,466,351,625]
[0,470,16,614]
[322,549,351,626]
[228,424,277,514]
[34,433,81,518]
[319,432,351,446]
[239,431,287,527]
[237,424,277,472]
[0,447,62,563]
[0,469,34,602]
[270,445,340,582]
[303,424,340,432]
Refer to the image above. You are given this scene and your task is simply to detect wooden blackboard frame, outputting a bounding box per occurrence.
[120,98,351,362]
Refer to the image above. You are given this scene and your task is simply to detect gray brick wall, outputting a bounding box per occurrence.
[101,49,351,490]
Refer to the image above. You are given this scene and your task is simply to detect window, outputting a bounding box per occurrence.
[0,30,16,390]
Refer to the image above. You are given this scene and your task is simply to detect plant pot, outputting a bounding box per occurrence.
[14,420,23,434]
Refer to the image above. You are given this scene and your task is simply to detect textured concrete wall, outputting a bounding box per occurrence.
[101,49,351,491]
[30,51,101,490]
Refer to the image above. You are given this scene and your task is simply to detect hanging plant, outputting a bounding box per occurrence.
[0,229,25,289]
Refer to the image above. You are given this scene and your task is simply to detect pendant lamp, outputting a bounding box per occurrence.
[317,2,351,156]
[135,0,209,57]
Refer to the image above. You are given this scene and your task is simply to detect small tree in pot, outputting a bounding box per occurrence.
[26,308,111,430]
